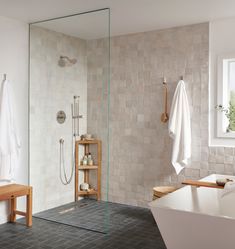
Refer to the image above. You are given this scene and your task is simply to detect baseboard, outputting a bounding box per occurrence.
[0,216,8,225]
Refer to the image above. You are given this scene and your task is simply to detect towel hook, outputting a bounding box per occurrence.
[161,76,169,123]
[181,59,187,81]
[163,76,167,85]
[3,74,6,81]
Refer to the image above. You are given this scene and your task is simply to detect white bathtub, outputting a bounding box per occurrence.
[149,174,235,249]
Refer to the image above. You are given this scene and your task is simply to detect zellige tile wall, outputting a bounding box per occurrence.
[88,23,235,207]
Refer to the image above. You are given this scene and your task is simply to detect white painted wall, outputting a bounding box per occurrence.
[0,15,28,224]
[209,17,235,146]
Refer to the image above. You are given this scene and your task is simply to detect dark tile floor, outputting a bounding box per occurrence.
[0,200,166,249]
[35,199,157,234]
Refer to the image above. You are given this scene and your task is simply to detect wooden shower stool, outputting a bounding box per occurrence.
[0,184,32,227]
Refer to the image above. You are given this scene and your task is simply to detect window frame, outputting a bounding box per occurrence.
[217,53,235,138]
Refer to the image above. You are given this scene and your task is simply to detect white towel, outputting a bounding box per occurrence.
[0,79,21,181]
[221,181,235,198]
[168,80,191,174]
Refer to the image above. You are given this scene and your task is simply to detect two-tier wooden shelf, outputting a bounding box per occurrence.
[75,139,102,201]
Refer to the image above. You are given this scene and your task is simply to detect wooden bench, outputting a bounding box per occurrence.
[0,184,32,227]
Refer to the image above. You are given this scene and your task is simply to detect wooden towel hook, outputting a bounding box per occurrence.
[161,77,169,123]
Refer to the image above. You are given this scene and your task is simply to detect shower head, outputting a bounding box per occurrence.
[58,56,77,67]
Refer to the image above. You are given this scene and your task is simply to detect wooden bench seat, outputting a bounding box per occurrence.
[0,184,32,227]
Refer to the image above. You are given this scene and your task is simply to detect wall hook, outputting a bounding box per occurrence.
[163,76,167,85]
[161,77,169,123]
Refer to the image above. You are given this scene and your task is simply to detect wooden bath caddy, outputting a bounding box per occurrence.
[182,179,224,189]
[75,139,101,201]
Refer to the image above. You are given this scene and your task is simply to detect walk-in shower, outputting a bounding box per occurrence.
[29,8,110,233]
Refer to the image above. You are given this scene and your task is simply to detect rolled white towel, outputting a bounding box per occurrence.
[221,181,235,198]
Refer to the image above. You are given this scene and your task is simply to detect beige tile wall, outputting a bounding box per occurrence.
[30,22,235,210]
[88,22,235,207]
[30,26,87,212]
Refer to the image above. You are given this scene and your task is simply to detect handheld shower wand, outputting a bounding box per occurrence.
[59,96,83,186]
[72,96,83,138]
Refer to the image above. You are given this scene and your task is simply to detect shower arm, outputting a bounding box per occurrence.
[61,56,70,62]
[60,56,76,64]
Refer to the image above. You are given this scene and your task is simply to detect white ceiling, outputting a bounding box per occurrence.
[0,0,235,38]
[35,10,109,40]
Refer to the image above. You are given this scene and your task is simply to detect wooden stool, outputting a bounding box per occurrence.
[153,186,178,200]
[0,184,33,227]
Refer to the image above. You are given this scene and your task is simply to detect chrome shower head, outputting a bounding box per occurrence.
[58,56,77,67]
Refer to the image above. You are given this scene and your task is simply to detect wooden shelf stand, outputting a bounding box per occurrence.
[75,140,102,201]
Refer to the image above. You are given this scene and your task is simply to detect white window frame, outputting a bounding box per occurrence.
[217,53,235,138]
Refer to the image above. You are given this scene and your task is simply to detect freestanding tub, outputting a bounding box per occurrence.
[149,174,235,249]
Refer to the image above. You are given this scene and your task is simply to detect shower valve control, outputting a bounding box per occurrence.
[57,110,66,124]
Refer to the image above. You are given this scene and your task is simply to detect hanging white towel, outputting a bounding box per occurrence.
[168,80,191,174]
[0,79,21,181]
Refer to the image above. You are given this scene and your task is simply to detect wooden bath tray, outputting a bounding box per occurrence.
[182,180,224,189]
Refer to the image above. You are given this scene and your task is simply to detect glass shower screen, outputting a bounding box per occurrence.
[29,8,110,233]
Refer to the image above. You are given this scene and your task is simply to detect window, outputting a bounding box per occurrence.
[217,54,235,137]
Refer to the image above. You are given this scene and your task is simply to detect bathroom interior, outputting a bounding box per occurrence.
[1,1,235,249]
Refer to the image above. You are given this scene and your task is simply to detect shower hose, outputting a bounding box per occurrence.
[59,135,75,185]
[59,96,80,185]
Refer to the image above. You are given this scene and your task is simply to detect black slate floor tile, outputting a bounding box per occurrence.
[0,200,166,249]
